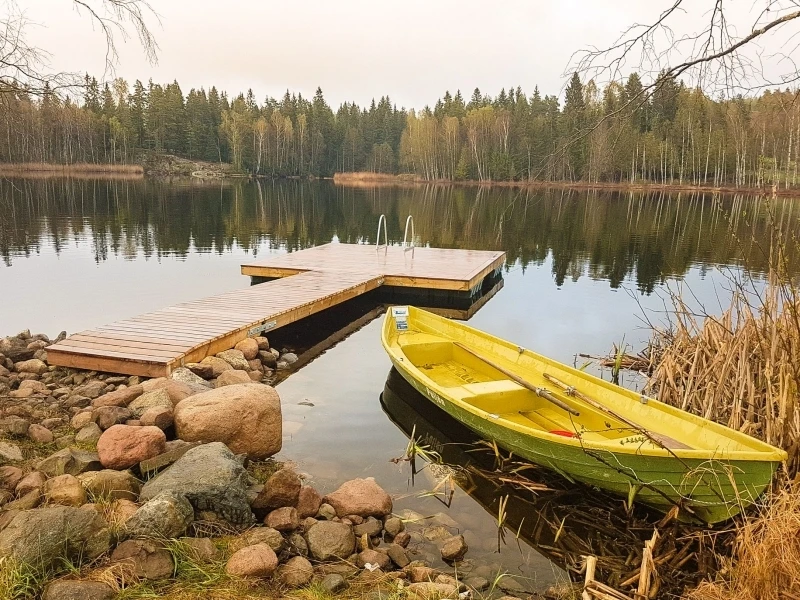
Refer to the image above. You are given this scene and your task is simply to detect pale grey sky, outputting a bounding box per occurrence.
[18,0,788,108]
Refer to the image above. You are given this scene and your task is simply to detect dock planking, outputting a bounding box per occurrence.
[47,243,506,377]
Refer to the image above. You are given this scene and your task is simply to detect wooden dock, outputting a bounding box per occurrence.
[47,243,505,377]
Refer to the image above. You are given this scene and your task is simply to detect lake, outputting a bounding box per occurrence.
[1,177,796,590]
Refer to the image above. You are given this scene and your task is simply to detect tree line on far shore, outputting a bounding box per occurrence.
[2,73,799,188]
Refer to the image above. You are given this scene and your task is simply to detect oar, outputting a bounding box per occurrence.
[542,372,692,451]
[454,343,580,416]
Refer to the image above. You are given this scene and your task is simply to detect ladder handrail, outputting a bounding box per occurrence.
[402,215,415,255]
[376,214,388,253]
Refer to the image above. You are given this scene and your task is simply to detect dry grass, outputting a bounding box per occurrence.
[645,274,800,474]
[686,485,800,600]
[0,162,144,178]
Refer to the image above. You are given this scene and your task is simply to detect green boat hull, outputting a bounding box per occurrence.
[390,357,779,524]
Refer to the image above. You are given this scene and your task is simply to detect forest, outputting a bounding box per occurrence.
[2,73,800,188]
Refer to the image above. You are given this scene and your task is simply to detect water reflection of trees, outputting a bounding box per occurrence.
[1,178,795,293]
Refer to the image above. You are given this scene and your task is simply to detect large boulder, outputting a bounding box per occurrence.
[174,383,281,459]
[323,478,392,518]
[0,506,110,571]
[139,442,253,526]
[96,425,166,470]
[234,338,260,360]
[305,521,355,561]
[125,491,193,539]
[128,389,173,418]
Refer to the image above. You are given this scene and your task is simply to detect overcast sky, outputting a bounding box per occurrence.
[18,0,782,108]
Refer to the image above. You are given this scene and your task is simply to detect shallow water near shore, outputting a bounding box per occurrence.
[2,178,800,589]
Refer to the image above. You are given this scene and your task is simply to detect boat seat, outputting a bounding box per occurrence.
[462,380,522,395]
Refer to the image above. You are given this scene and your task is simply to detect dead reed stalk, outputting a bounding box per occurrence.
[645,270,800,474]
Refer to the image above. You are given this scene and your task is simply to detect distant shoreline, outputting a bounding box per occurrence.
[3,162,800,197]
[332,171,800,198]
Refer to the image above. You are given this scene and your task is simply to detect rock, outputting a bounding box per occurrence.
[15,359,48,375]
[357,548,391,570]
[40,418,64,431]
[296,486,322,518]
[225,543,278,578]
[440,535,468,562]
[465,577,489,592]
[278,555,313,587]
[142,379,204,405]
[214,369,252,387]
[186,362,214,380]
[0,416,31,436]
[281,352,298,365]
[70,412,94,430]
[216,349,250,371]
[139,406,174,430]
[0,466,24,491]
[324,478,392,518]
[393,531,411,548]
[78,470,140,501]
[322,573,348,593]
[199,356,232,377]
[386,543,410,568]
[75,423,103,445]
[179,537,218,562]
[107,499,139,526]
[306,521,355,561]
[19,379,48,393]
[286,532,309,557]
[91,385,143,408]
[97,425,166,470]
[42,580,116,600]
[353,517,383,537]
[170,367,212,388]
[128,389,173,418]
[140,442,253,526]
[406,565,438,583]
[5,489,41,510]
[16,471,46,495]
[316,503,336,520]
[37,448,101,477]
[240,526,284,552]
[407,582,458,600]
[264,506,298,531]
[43,474,87,507]
[27,423,54,443]
[138,441,200,478]
[235,338,260,360]
[248,371,263,382]
[253,467,301,510]
[0,506,110,570]
[497,578,528,595]
[0,441,23,462]
[110,539,174,580]
[384,516,404,538]
[74,381,108,400]
[125,491,193,539]
[93,406,132,430]
[259,351,278,369]
[173,383,282,459]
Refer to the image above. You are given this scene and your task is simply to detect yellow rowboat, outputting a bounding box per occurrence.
[381,306,787,524]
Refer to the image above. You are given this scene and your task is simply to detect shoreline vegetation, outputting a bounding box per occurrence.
[5,161,800,198]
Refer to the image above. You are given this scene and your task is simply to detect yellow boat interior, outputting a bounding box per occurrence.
[385,307,787,461]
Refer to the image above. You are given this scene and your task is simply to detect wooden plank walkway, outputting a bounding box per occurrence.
[47,243,506,377]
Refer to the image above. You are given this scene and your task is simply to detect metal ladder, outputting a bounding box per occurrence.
[375,214,416,256]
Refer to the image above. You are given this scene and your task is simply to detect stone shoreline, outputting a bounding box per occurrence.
[0,329,567,600]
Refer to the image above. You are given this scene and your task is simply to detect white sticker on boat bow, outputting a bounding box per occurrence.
[392,306,409,331]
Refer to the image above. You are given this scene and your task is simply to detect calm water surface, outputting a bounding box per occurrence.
[2,178,798,588]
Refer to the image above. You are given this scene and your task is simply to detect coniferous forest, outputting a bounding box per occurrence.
[4,73,800,188]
